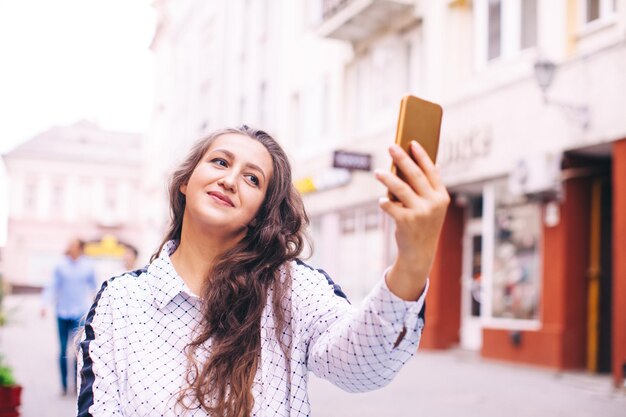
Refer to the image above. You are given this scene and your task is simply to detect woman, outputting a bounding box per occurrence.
[76,125,449,417]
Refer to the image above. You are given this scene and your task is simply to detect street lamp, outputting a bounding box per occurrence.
[533,58,590,130]
[533,58,556,98]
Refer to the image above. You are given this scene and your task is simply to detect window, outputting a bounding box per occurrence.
[24,180,37,212]
[487,0,502,60]
[290,92,300,146]
[321,75,330,135]
[583,0,616,24]
[51,182,64,214]
[587,0,600,22]
[404,39,413,92]
[470,195,484,219]
[348,37,412,133]
[305,216,323,265]
[470,235,483,317]
[78,178,92,220]
[492,201,541,321]
[260,0,270,41]
[463,196,484,324]
[520,0,537,49]
[340,212,356,234]
[239,96,247,122]
[337,206,385,301]
[474,182,542,329]
[258,82,267,126]
[105,180,118,212]
[475,0,538,67]
[295,76,329,153]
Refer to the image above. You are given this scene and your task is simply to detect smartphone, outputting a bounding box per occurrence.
[389,94,443,201]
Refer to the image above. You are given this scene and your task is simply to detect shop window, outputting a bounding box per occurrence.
[470,195,484,219]
[492,202,541,321]
[471,234,483,317]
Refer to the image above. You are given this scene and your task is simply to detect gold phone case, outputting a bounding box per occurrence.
[389,95,443,201]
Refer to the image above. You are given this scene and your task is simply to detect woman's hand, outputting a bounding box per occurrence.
[374,140,450,301]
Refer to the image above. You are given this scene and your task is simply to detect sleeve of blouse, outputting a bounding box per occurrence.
[76,280,124,416]
[292,261,427,393]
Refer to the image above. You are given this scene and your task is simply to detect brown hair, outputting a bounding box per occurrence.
[152,126,307,416]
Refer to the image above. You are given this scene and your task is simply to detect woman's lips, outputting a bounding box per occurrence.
[207,191,234,207]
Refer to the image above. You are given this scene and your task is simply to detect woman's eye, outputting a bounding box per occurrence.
[246,175,259,186]
[212,158,227,167]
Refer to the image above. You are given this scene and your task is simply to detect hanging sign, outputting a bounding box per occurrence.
[332,150,372,171]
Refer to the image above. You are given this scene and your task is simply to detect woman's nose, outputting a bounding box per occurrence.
[217,174,236,192]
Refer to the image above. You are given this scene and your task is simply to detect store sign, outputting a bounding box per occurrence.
[85,235,126,257]
[294,168,351,194]
[439,126,493,167]
[332,150,372,171]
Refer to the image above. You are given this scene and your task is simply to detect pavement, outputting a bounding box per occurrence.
[2,294,625,417]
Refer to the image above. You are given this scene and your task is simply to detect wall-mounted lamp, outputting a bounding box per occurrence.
[533,58,590,130]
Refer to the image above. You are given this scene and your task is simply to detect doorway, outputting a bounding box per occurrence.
[593,174,612,373]
[564,147,613,373]
[460,196,483,350]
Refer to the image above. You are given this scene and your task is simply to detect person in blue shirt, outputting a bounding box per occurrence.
[41,238,97,396]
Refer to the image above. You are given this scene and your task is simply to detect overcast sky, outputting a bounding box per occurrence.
[0,0,156,244]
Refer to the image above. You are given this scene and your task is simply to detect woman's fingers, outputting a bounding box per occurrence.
[378,196,402,217]
[389,144,433,198]
[374,168,421,208]
[409,140,446,192]
[376,139,450,215]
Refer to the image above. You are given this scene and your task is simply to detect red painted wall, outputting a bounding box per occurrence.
[612,139,626,386]
[420,201,463,349]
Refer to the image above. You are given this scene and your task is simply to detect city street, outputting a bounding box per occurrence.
[3,294,625,417]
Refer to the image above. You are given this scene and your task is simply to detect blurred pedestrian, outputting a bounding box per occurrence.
[122,245,139,271]
[41,238,97,396]
[76,125,449,416]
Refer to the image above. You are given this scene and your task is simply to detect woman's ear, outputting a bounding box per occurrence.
[180,183,187,195]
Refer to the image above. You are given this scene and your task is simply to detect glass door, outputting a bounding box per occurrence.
[460,197,484,350]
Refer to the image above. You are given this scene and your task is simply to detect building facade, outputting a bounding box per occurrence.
[2,120,143,289]
[147,0,626,386]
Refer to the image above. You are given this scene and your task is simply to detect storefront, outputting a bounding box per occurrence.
[422,85,626,386]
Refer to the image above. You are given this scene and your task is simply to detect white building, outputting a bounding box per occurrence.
[2,120,143,288]
[147,0,626,385]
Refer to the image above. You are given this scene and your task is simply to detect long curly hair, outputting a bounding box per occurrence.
[151,126,308,416]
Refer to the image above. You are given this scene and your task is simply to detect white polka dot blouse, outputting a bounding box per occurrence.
[77,240,427,416]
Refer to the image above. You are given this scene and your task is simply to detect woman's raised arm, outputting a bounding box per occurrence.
[374,140,450,301]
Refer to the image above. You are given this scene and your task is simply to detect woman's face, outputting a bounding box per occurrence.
[180,133,274,237]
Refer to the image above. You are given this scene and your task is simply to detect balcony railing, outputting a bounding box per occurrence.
[315,0,417,43]
[321,0,352,21]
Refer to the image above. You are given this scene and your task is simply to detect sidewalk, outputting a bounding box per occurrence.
[309,349,626,416]
[3,294,625,417]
